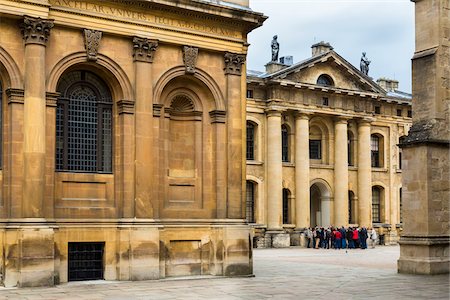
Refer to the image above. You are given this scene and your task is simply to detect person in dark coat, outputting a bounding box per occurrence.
[359,227,368,249]
[346,227,354,249]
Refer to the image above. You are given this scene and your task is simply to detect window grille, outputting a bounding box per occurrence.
[399,188,403,223]
[309,140,322,160]
[68,242,104,281]
[317,74,334,86]
[372,187,381,223]
[56,71,112,173]
[282,189,290,224]
[282,125,289,162]
[246,122,255,160]
[371,135,380,168]
[246,181,255,223]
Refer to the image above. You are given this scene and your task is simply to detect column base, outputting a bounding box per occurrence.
[265,230,290,248]
[398,235,450,275]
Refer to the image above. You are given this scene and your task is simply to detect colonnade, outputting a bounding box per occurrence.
[265,109,373,230]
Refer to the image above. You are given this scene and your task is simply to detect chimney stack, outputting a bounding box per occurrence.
[377,78,399,92]
[311,41,333,56]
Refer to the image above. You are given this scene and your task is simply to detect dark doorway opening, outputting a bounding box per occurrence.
[68,242,105,281]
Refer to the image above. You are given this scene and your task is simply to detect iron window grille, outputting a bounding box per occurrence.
[246,122,255,160]
[282,189,290,224]
[246,181,255,223]
[372,187,381,223]
[309,140,322,160]
[68,242,105,281]
[56,71,113,173]
[371,135,380,168]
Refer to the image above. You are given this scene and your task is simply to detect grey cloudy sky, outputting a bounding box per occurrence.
[247,0,415,92]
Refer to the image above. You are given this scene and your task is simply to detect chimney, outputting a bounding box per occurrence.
[311,41,333,56]
[280,56,294,66]
[265,56,294,73]
[377,78,399,92]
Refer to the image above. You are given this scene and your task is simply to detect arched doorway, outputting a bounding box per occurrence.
[310,181,332,227]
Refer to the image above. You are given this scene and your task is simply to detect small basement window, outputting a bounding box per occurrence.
[68,242,105,281]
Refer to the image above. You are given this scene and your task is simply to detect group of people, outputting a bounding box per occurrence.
[305,226,378,250]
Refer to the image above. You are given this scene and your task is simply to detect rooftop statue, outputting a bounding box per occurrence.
[360,52,371,75]
[271,35,279,62]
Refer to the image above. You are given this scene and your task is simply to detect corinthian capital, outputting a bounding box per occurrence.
[224,52,246,76]
[133,37,158,63]
[20,16,54,46]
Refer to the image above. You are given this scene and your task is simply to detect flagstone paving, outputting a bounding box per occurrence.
[0,245,448,300]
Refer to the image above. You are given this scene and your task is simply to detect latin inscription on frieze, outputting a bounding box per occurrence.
[49,0,241,38]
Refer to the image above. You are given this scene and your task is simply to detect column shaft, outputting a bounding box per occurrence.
[23,43,46,218]
[334,119,349,227]
[294,114,310,228]
[267,111,283,229]
[357,121,372,227]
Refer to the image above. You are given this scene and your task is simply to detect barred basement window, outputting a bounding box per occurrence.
[56,71,113,173]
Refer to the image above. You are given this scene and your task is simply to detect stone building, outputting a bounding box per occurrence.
[245,42,412,248]
[0,0,265,287]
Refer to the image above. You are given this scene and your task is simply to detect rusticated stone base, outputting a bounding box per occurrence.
[0,220,253,287]
[269,232,290,248]
[398,236,450,275]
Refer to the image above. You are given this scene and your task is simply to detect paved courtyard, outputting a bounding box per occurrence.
[0,245,448,300]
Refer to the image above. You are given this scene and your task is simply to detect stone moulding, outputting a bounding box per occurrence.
[20,16,54,46]
[117,99,135,114]
[6,88,24,104]
[132,37,159,63]
[183,46,199,75]
[84,29,103,61]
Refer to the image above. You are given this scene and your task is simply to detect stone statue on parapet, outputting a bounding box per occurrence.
[360,52,371,75]
[271,35,279,62]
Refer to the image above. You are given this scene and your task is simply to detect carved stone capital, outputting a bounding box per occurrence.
[224,52,246,76]
[133,37,158,63]
[20,16,54,46]
[183,46,199,75]
[84,29,102,61]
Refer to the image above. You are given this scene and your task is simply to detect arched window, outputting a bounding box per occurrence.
[282,124,289,162]
[56,71,113,172]
[371,134,384,168]
[372,186,382,223]
[246,181,256,223]
[348,131,355,166]
[348,191,355,224]
[317,74,334,86]
[246,122,255,160]
[282,188,291,224]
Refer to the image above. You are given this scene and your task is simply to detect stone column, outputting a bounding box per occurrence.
[224,53,246,219]
[398,0,449,275]
[357,119,372,228]
[266,109,283,230]
[21,16,54,218]
[334,117,349,227]
[133,37,158,218]
[294,112,310,228]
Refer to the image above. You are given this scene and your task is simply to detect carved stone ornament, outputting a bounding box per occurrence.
[133,37,158,63]
[84,29,102,61]
[224,52,246,76]
[183,46,199,75]
[20,16,54,46]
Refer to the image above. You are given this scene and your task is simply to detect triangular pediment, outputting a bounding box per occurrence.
[266,51,385,94]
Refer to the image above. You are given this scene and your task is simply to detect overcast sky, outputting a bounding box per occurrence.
[247,0,415,92]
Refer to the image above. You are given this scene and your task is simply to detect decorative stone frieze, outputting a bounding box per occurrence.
[209,110,226,123]
[117,100,135,114]
[183,46,199,75]
[132,37,158,63]
[6,88,24,104]
[224,52,246,76]
[84,29,103,61]
[20,16,54,46]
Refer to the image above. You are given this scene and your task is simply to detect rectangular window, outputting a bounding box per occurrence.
[246,181,255,223]
[68,242,104,281]
[282,127,289,162]
[407,110,412,118]
[247,89,254,99]
[399,151,402,169]
[282,189,290,224]
[246,123,255,160]
[322,97,329,106]
[371,136,380,168]
[309,140,322,160]
[372,189,381,223]
[396,109,402,117]
[399,188,403,223]
[374,106,381,114]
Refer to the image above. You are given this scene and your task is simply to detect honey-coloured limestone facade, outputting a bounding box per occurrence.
[245,43,412,247]
[0,0,265,287]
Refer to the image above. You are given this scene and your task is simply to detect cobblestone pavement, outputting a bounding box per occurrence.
[0,245,449,300]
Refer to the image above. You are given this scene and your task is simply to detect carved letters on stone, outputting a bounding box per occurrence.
[133,37,158,63]
[224,52,246,76]
[20,16,54,46]
[84,29,103,61]
[183,46,198,75]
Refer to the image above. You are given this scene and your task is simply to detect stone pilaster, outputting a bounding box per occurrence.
[224,52,245,218]
[133,37,158,219]
[294,112,310,229]
[210,110,227,218]
[334,117,349,227]
[357,119,372,228]
[398,0,449,275]
[21,16,54,218]
[266,109,283,230]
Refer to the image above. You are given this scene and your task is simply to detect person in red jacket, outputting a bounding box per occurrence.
[334,229,342,249]
[353,227,360,248]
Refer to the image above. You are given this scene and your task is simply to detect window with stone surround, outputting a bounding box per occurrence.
[282,124,289,162]
[317,74,334,86]
[246,121,256,160]
[282,188,291,224]
[372,186,383,223]
[399,187,403,223]
[348,130,355,166]
[371,134,384,168]
[246,181,256,223]
[56,71,112,173]
[309,140,322,160]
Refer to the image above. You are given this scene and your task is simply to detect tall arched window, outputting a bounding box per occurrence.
[372,186,382,223]
[317,74,334,86]
[246,181,256,223]
[348,191,355,224]
[56,71,113,172]
[282,124,289,162]
[282,188,290,224]
[348,131,355,166]
[246,122,255,160]
[371,134,382,168]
